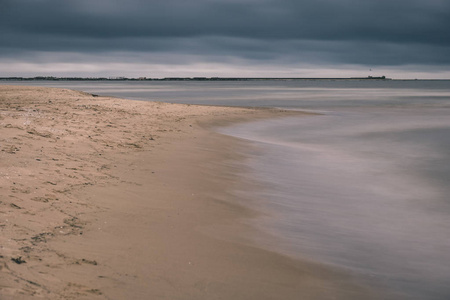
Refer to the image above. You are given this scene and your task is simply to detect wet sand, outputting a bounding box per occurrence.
[1,85,377,299]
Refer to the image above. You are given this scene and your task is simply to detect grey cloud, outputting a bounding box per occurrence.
[3,35,448,67]
[3,0,450,42]
[1,0,450,71]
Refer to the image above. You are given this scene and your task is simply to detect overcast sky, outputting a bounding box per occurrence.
[1,0,449,78]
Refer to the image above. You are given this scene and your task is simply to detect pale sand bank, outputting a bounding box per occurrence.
[1,86,378,299]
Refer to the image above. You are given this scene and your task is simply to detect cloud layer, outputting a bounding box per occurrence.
[2,0,450,78]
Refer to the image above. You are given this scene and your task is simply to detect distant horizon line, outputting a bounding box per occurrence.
[1,76,450,81]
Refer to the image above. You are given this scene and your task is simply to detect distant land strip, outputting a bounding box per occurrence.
[0,76,394,81]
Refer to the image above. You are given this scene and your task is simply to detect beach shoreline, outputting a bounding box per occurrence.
[1,85,377,299]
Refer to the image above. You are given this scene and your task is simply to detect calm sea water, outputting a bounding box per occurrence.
[3,80,450,299]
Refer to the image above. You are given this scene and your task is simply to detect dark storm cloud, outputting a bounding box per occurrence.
[1,0,450,67]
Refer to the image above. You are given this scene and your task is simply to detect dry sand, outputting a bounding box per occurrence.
[1,85,378,299]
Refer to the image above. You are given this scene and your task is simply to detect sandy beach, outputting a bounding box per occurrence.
[0,85,377,299]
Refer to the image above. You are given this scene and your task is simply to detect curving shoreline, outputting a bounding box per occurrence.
[0,85,379,299]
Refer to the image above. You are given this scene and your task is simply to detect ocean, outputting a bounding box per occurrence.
[3,79,450,299]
